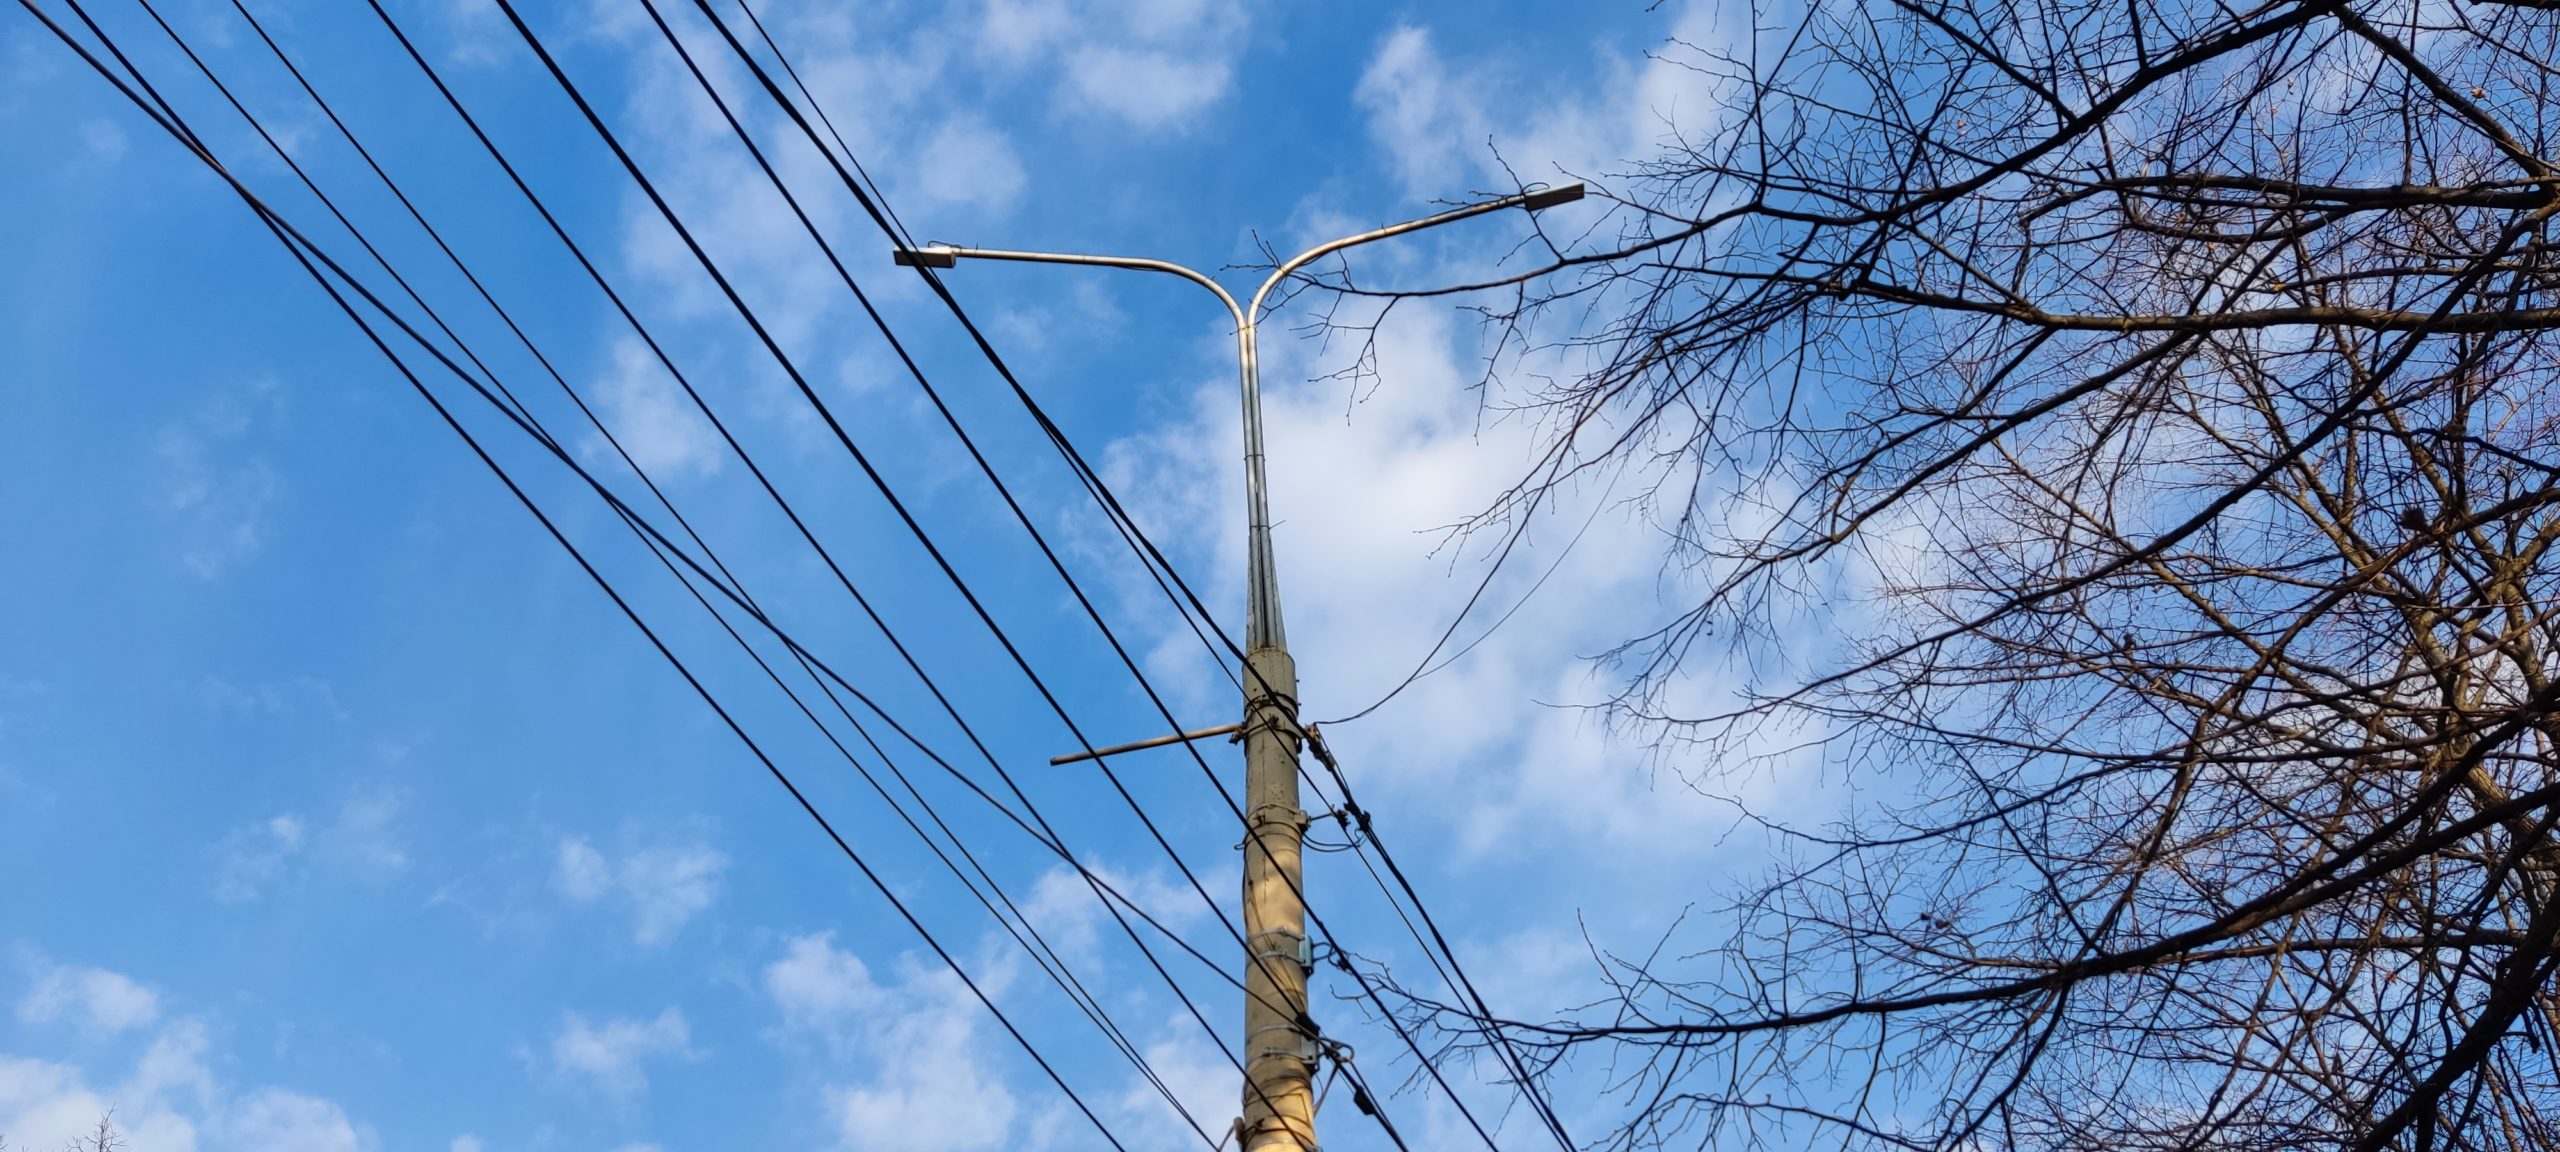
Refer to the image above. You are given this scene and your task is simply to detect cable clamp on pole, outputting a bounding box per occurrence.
[1239,1115,1318,1152]
[1239,710,1305,751]
[1246,927,1314,972]
[1304,722,1339,769]
[1246,1022,1322,1068]
[1245,802,1311,834]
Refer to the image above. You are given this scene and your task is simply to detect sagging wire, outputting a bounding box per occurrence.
[1318,1036,1411,1151]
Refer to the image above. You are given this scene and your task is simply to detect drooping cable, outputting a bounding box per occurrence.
[56,4,1240,1136]
[145,4,1250,1132]
[253,2,1283,1063]
[704,3,1572,1142]
[621,7,1446,1140]
[13,9,1139,1146]
[452,3,1313,1127]
[55,0,1550,1141]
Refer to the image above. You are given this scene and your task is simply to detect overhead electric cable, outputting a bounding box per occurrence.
[626,15,1489,1146]
[726,0,918,253]
[697,0,1570,1140]
[471,0,1314,1065]
[145,4,1258,1130]
[701,3,1573,1142]
[282,9,1351,1141]
[440,4,1310,1121]
[237,1,1275,1045]
[53,0,1551,1142]
[59,4,1240,1134]
[503,1,1322,1126]
[344,0,1068,856]
[709,0,1252,696]
[15,8,1141,1146]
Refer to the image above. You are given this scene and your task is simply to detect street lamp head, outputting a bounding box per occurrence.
[891,244,959,269]
[1521,182,1587,212]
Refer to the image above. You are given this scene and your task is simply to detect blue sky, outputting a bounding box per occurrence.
[0,2,1799,1150]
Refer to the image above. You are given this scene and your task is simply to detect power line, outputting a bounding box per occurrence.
[49,0,1564,1143]
[14,8,1141,1147]
[238,1,1282,1069]
[264,0,1341,1131]
[145,3,1227,1132]
[462,0,1308,1130]
[206,0,1319,1132]
[51,2,1238,1138]
[622,8,1460,1145]
[697,2,1575,1143]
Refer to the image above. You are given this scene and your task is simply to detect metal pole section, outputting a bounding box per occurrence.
[1231,291,1310,1152]
[895,183,1580,1152]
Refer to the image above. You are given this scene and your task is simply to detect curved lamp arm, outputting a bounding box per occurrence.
[1245,183,1582,324]
[897,245,1246,333]
[893,181,1583,651]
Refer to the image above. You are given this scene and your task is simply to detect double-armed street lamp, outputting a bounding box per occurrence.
[896,181,1584,1152]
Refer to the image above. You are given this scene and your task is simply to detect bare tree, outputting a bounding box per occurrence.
[65,1115,118,1152]
[1345,0,2560,1148]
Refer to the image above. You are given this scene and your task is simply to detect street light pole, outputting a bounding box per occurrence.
[898,182,1584,1152]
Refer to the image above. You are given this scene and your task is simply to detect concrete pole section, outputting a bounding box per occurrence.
[1239,645,1316,1152]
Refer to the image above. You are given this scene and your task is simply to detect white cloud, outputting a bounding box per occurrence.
[1015,862,1210,966]
[551,834,727,946]
[829,1053,1013,1152]
[621,844,725,945]
[913,115,1027,213]
[548,1008,693,1103]
[228,1089,364,1152]
[976,0,1246,129]
[553,837,611,903]
[449,1137,484,1152]
[762,935,1014,1152]
[0,968,368,1152]
[329,791,410,875]
[192,675,345,720]
[764,932,882,1034]
[157,378,286,579]
[0,1055,126,1152]
[1354,8,1724,206]
[1355,26,1491,198]
[436,0,508,67]
[1062,47,1229,130]
[212,814,308,903]
[979,0,1070,63]
[1108,305,1744,857]
[209,791,410,903]
[1104,1023,1231,1150]
[1065,3,1812,876]
[18,963,159,1035]
[589,336,723,480]
[80,119,126,163]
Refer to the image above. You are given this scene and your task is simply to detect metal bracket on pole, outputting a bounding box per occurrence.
[1241,1116,1319,1152]
[1050,723,1244,765]
[1248,1021,1322,1068]
[1248,927,1314,971]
